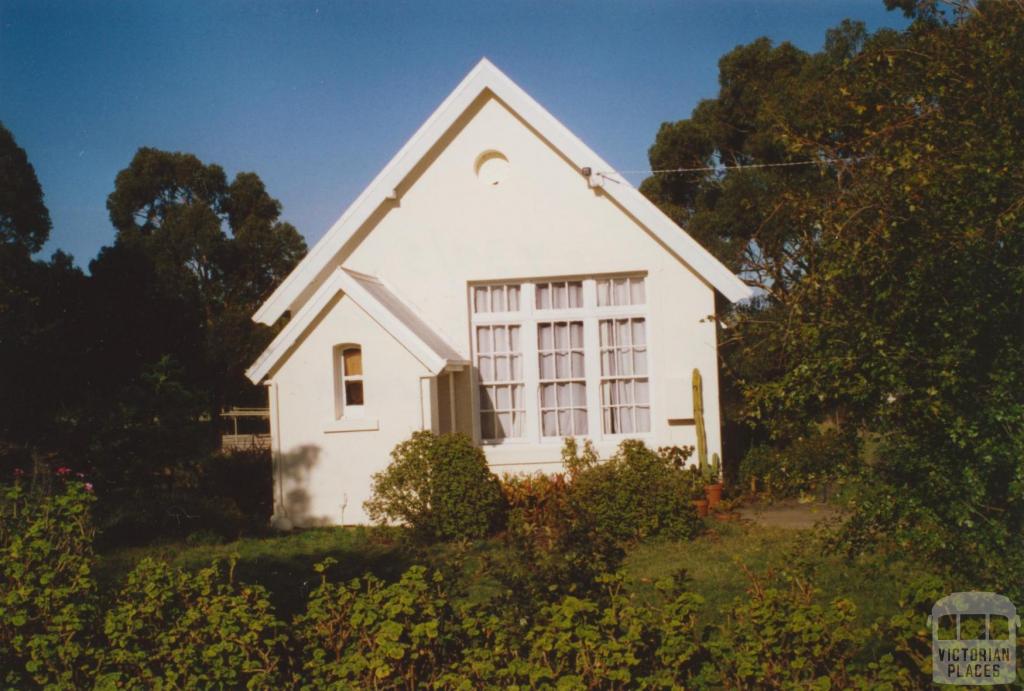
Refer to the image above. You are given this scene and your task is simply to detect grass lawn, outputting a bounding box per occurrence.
[96,526,415,618]
[97,514,911,626]
[622,520,912,628]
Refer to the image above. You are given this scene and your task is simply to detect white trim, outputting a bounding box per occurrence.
[251,58,752,328]
[419,376,440,432]
[448,371,456,433]
[245,267,469,383]
[266,381,285,522]
[582,281,603,438]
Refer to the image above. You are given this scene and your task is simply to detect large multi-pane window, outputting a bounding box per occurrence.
[471,275,650,443]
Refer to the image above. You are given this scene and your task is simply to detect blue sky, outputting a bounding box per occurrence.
[0,1,907,267]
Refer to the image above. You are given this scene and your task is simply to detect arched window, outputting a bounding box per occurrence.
[335,345,364,417]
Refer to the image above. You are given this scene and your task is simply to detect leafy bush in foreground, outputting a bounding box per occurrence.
[1,475,98,688]
[2,475,979,689]
[365,431,505,542]
[99,558,288,689]
[443,574,709,689]
[706,570,868,689]
[294,561,454,689]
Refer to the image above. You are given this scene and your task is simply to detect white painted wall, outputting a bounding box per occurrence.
[269,293,431,525]
[267,92,724,525]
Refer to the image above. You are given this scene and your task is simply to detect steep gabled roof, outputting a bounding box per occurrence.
[253,58,752,328]
[246,267,467,383]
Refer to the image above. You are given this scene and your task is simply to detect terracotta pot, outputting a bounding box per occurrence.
[705,482,724,509]
[692,498,709,518]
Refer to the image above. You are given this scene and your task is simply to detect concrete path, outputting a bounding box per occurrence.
[735,499,844,530]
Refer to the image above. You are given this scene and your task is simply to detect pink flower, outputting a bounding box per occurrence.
[56,466,71,476]
[84,483,94,493]
[13,468,25,478]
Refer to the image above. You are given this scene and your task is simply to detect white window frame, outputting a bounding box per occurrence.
[472,322,527,440]
[536,318,588,439]
[469,274,653,446]
[333,344,365,419]
[597,315,652,436]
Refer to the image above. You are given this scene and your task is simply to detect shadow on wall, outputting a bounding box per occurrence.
[273,444,328,528]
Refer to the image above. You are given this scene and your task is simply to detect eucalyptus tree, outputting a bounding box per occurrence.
[643,2,1024,593]
[98,148,307,411]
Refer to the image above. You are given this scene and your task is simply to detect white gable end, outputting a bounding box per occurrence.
[252,58,751,331]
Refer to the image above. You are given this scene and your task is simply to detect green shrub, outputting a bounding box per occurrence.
[569,440,702,544]
[865,574,949,689]
[0,457,970,690]
[501,472,572,557]
[444,573,708,689]
[519,575,707,689]
[706,570,864,688]
[497,440,701,599]
[740,428,858,499]
[498,471,620,598]
[289,559,942,690]
[703,567,928,689]
[835,429,1024,605]
[365,431,505,542]
[0,474,99,688]
[99,557,288,688]
[294,561,454,689]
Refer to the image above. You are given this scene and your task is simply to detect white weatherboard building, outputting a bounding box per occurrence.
[247,59,752,527]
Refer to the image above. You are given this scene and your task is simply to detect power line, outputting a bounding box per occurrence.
[599,156,865,179]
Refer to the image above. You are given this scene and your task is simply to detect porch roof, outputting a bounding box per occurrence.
[245,267,469,383]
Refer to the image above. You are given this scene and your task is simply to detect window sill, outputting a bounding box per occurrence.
[324,418,379,434]
[482,435,654,465]
[481,433,654,446]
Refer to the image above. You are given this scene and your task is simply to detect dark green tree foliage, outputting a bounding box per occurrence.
[0,124,91,447]
[0,122,51,254]
[640,31,865,296]
[54,149,304,543]
[637,28,886,465]
[100,148,307,410]
[0,250,90,445]
[0,139,303,543]
[644,3,1023,594]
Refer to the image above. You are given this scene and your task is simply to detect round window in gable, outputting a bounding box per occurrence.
[474,150,510,187]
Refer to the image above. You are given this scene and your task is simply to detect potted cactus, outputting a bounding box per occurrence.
[687,466,709,518]
[703,453,723,508]
[693,368,724,509]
